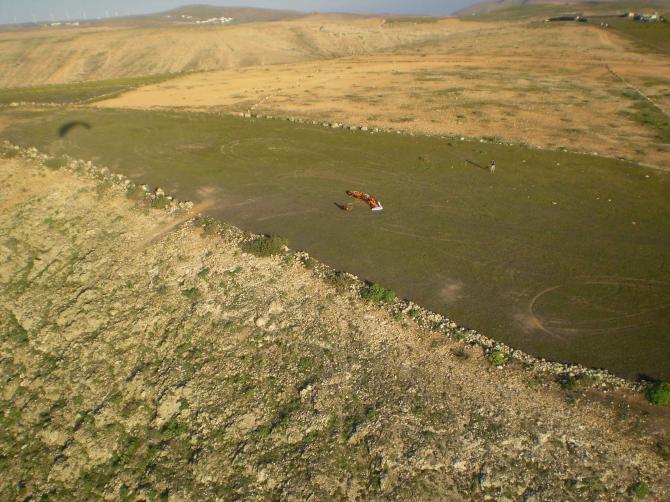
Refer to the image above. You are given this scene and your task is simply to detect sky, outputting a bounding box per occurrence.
[0,0,480,25]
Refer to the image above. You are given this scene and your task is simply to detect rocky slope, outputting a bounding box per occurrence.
[1,151,669,500]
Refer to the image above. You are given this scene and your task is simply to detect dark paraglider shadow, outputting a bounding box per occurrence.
[465,159,488,171]
[637,374,661,385]
[58,121,92,138]
[334,202,353,211]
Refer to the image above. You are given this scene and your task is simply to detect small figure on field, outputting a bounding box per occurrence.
[489,160,496,174]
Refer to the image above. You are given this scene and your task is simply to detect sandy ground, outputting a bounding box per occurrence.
[1,153,669,500]
[97,20,670,167]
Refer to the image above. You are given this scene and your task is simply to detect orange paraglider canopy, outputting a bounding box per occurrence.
[346,190,383,211]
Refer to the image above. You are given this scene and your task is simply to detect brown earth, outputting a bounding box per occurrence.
[1,153,669,500]
[97,20,670,167]
[2,15,668,166]
[0,15,464,88]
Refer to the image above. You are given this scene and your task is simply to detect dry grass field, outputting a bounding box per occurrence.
[1,10,667,166]
[97,19,670,167]
[0,15,449,88]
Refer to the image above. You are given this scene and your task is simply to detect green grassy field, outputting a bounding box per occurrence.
[461,1,669,22]
[461,1,670,57]
[2,107,669,380]
[605,18,670,55]
[0,74,182,105]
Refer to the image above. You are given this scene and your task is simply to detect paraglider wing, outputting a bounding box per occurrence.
[346,190,383,211]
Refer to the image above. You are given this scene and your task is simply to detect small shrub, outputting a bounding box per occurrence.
[241,236,288,257]
[327,271,356,292]
[559,373,600,391]
[656,441,670,460]
[95,181,113,197]
[412,404,425,415]
[297,357,314,372]
[44,157,66,170]
[126,185,146,200]
[0,147,18,158]
[161,418,187,439]
[362,283,396,303]
[451,347,470,360]
[181,288,200,302]
[303,257,317,269]
[194,216,222,236]
[150,195,171,209]
[646,381,670,406]
[631,481,649,499]
[488,350,506,367]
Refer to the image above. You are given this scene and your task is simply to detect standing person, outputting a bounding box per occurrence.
[489,160,496,174]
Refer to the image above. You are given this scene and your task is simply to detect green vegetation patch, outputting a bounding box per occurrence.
[656,441,670,460]
[1,310,29,345]
[558,373,600,391]
[0,145,18,158]
[487,350,506,367]
[606,18,670,56]
[150,195,171,209]
[241,236,288,257]
[126,184,147,200]
[327,271,357,292]
[631,480,650,499]
[0,73,182,105]
[627,98,670,143]
[181,287,201,302]
[361,283,396,304]
[646,381,670,406]
[451,347,471,360]
[44,156,67,170]
[194,215,224,236]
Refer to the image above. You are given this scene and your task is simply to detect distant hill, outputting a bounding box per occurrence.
[0,8,441,88]
[160,4,307,24]
[457,0,670,18]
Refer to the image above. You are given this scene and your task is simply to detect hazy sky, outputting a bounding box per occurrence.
[0,1,479,25]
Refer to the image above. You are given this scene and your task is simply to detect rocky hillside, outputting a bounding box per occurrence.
[1,147,669,500]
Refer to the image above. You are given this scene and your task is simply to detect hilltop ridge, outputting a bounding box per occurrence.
[160,4,308,24]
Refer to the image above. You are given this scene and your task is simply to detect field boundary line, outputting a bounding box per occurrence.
[606,64,670,118]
